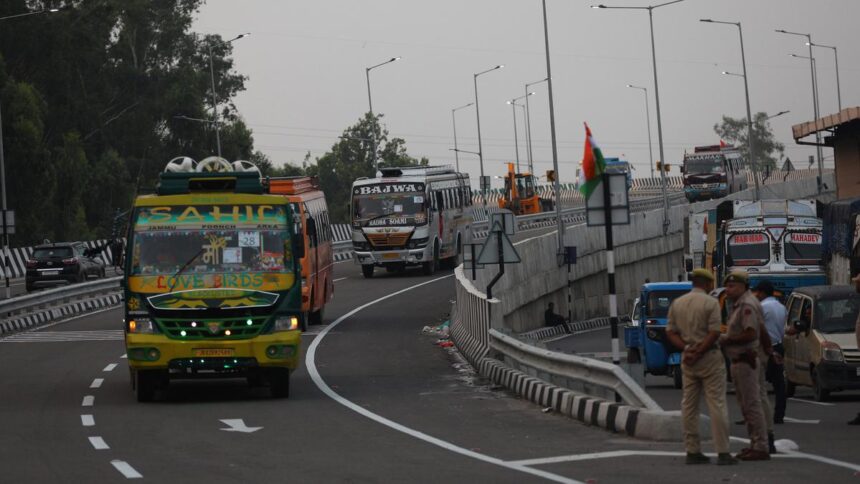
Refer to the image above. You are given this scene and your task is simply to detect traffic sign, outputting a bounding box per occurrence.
[489,210,515,235]
[2,210,15,235]
[585,172,629,226]
[477,223,521,265]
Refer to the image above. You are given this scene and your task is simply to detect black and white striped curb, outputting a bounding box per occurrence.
[0,293,122,336]
[478,357,641,436]
[520,317,612,341]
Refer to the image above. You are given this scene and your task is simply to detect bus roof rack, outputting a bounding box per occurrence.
[157,171,265,195]
[377,165,456,178]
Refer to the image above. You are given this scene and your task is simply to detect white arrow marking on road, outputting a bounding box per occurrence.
[219,419,262,433]
[783,417,821,424]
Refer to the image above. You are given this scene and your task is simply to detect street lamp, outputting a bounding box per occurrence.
[701,19,759,200]
[592,0,684,235]
[626,84,654,180]
[451,103,474,172]
[807,41,841,111]
[539,1,565,258]
[766,110,790,120]
[365,57,401,170]
[207,32,249,159]
[506,93,536,174]
[524,77,549,175]
[777,29,823,192]
[473,64,504,206]
[0,6,65,299]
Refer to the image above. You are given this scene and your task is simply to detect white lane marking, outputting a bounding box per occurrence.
[81,395,95,407]
[103,363,118,372]
[90,378,104,389]
[306,274,583,484]
[1,330,124,343]
[333,277,348,282]
[789,397,835,407]
[111,460,143,479]
[88,436,110,450]
[7,306,120,333]
[219,419,263,433]
[728,436,860,472]
[784,417,821,424]
[509,450,804,466]
[81,414,95,427]
[121,353,127,359]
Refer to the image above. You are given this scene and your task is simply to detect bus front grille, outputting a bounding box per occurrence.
[366,233,410,248]
[157,317,268,340]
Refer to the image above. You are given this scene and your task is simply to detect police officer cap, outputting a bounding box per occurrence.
[723,271,749,285]
[690,268,715,282]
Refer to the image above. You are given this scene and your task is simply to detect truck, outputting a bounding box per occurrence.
[498,162,554,215]
[123,157,306,401]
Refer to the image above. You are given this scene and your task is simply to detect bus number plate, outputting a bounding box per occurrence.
[382,253,399,260]
[194,348,234,357]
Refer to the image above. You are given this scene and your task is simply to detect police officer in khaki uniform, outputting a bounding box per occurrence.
[666,268,736,465]
[721,271,770,461]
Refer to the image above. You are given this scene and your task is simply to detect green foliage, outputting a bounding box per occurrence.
[713,112,785,171]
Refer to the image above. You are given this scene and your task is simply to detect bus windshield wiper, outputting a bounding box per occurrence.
[167,247,206,293]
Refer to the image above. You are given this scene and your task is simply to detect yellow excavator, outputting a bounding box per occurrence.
[498,163,554,215]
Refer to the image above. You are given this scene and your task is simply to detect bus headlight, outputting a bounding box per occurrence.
[273,315,300,332]
[408,237,428,249]
[128,318,156,334]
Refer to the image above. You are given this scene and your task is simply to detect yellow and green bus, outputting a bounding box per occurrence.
[123,166,305,401]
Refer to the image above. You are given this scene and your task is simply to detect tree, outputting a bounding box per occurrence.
[713,112,785,171]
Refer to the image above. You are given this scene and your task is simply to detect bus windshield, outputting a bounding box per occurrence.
[784,233,822,266]
[685,157,724,174]
[352,186,427,227]
[728,233,770,266]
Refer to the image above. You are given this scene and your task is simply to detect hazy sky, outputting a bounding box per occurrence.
[193,0,855,186]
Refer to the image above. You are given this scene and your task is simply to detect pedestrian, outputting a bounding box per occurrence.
[850,274,860,426]
[754,280,787,427]
[544,302,570,334]
[666,268,736,465]
[721,271,770,461]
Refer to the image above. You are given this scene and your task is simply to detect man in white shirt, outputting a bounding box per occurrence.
[754,280,787,424]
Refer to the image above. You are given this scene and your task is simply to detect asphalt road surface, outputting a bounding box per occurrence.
[2,260,859,483]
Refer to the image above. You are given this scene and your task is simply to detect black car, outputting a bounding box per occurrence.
[25,242,106,292]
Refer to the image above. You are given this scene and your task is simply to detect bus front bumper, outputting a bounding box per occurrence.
[126,331,301,372]
[353,249,427,266]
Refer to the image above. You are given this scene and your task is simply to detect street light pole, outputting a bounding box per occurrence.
[702,19,759,200]
[451,103,474,172]
[0,6,64,299]
[808,42,841,111]
[593,0,684,235]
[777,29,823,192]
[626,84,654,180]
[365,57,401,172]
[507,93,535,174]
[207,32,249,159]
[525,78,549,176]
[541,0,564,255]
[473,65,503,206]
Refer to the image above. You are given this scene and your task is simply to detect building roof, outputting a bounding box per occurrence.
[792,106,860,141]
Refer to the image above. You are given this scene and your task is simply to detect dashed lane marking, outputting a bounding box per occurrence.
[103,363,117,372]
[81,415,95,427]
[111,460,143,479]
[789,397,835,407]
[1,330,124,343]
[120,353,127,359]
[89,436,109,450]
[784,417,821,424]
[82,395,94,407]
[90,378,104,389]
[306,274,584,484]
[333,277,348,282]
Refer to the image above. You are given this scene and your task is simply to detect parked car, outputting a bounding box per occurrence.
[25,242,106,292]
[783,285,860,401]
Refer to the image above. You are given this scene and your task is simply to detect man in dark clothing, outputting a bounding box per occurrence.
[545,303,570,333]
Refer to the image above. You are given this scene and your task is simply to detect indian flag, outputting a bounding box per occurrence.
[578,122,606,198]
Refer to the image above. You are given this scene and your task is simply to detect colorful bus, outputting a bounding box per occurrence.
[350,165,473,278]
[682,144,748,202]
[123,157,304,401]
[269,177,334,330]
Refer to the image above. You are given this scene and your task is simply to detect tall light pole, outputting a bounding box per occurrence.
[451,102,474,172]
[507,93,535,174]
[777,29,823,192]
[0,6,64,299]
[593,0,684,235]
[766,110,790,120]
[807,41,841,112]
[207,32,249,159]
[525,77,549,175]
[626,84,654,180]
[701,19,760,201]
[540,0,564,255]
[365,57,401,171]
[473,65,504,206]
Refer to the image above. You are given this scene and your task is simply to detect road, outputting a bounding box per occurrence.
[2,259,858,483]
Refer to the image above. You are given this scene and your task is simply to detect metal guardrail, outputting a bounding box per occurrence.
[0,276,122,318]
[489,328,661,411]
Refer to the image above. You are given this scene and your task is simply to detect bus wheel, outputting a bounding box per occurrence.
[361,265,374,279]
[269,368,291,399]
[423,244,439,275]
[136,370,160,403]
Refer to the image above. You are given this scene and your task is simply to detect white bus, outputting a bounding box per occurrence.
[350,165,473,278]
